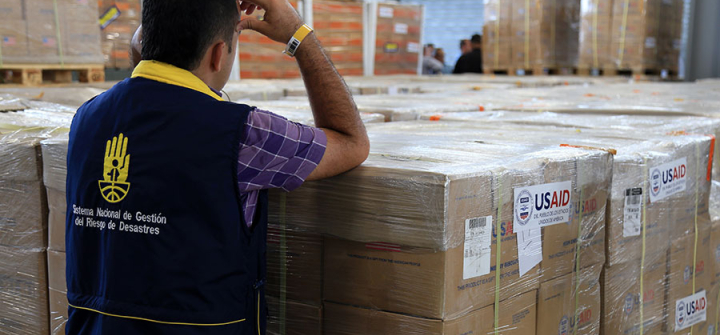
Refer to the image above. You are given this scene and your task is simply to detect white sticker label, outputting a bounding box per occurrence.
[517,228,542,277]
[394,23,408,35]
[513,181,573,232]
[649,158,688,202]
[379,7,394,18]
[623,188,643,237]
[645,37,657,48]
[675,290,707,331]
[407,42,420,53]
[463,216,492,280]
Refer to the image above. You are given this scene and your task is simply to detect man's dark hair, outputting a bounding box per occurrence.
[471,34,482,44]
[142,0,239,71]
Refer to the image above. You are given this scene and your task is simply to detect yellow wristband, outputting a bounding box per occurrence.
[283,24,313,57]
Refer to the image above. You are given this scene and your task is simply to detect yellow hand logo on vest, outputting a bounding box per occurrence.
[99,133,131,203]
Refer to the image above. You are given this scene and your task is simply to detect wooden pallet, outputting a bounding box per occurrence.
[578,67,679,81]
[483,68,512,75]
[0,64,105,86]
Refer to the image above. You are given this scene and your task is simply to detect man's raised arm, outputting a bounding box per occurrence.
[238,0,370,180]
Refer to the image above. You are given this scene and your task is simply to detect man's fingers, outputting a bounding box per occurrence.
[239,0,271,11]
[246,4,257,15]
[239,17,270,35]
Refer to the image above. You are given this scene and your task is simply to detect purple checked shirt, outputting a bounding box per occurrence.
[237,108,327,227]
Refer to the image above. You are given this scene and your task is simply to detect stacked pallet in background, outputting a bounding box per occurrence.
[373,3,422,75]
[510,0,580,75]
[483,0,579,75]
[482,0,512,73]
[98,0,142,70]
[578,0,614,74]
[0,0,104,85]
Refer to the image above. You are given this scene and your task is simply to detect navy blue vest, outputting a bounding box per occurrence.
[65,77,267,335]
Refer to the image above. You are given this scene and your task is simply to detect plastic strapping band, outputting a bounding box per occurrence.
[493,175,503,335]
[618,0,630,67]
[53,0,65,67]
[0,31,4,68]
[262,91,268,101]
[592,1,599,68]
[524,0,530,69]
[691,143,700,335]
[574,178,584,335]
[640,156,648,334]
[279,193,287,335]
[550,0,556,66]
[495,0,500,68]
[716,290,720,335]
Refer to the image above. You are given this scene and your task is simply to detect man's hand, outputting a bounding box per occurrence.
[238,0,304,44]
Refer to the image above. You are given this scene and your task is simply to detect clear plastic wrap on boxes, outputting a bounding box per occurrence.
[274,124,612,332]
[0,246,50,334]
[370,116,713,334]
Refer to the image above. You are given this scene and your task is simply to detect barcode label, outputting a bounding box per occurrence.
[468,217,487,230]
[623,188,642,237]
[287,38,300,54]
[463,216,492,280]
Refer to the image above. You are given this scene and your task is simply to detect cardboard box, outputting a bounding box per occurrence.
[708,221,720,335]
[61,21,103,63]
[267,297,322,335]
[323,233,540,320]
[0,246,50,335]
[47,250,67,335]
[537,264,602,335]
[25,0,61,62]
[323,289,537,335]
[0,180,47,249]
[0,0,22,20]
[0,20,28,60]
[602,251,668,335]
[666,225,713,334]
[267,224,323,305]
[47,188,67,253]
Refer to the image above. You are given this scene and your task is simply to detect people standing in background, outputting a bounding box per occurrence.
[460,39,471,56]
[422,44,444,75]
[453,34,483,74]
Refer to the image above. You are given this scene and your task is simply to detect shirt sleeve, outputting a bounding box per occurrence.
[237,108,327,193]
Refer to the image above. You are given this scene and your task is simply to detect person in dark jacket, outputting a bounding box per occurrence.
[453,34,482,74]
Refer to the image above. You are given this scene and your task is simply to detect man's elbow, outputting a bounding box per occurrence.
[351,134,370,167]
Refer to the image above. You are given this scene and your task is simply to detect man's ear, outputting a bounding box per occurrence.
[210,41,227,72]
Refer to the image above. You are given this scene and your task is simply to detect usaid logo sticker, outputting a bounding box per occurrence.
[515,189,533,226]
[558,315,569,335]
[684,266,692,285]
[677,302,686,327]
[675,290,708,331]
[651,169,662,197]
[513,181,572,233]
[624,293,634,315]
[649,158,688,203]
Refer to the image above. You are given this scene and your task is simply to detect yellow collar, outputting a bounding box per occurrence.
[131,61,223,101]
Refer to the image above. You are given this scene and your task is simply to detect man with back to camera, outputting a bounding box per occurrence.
[454,34,483,74]
[65,0,369,334]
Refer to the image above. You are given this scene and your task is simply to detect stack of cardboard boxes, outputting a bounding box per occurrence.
[482,0,513,72]
[0,124,55,334]
[0,0,103,65]
[41,135,69,335]
[510,0,580,73]
[483,0,580,74]
[578,0,614,72]
[98,0,142,69]
[373,3,422,75]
